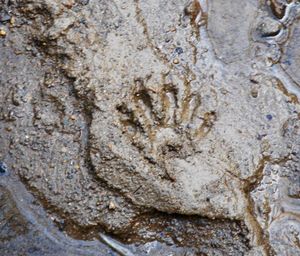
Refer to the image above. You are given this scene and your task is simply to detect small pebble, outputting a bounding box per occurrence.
[63,0,75,9]
[266,114,273,121]
[251,88,258,98]
[78,0,89,5]
[108,201,116,210]
[173,58,179,64]
[0,28,6,37]
[0,162,8,176]
[10,17,15,26]
[67,173,73,179]
[175,47,183,55]
[257,134,267,140]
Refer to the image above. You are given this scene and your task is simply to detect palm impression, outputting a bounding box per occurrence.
[90,0,299,220]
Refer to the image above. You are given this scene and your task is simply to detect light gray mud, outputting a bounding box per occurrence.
[0,0,300,255]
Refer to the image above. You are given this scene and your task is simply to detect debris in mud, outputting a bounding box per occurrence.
[0,28,6,37]
[266,114,273,121]
[0,162,8,175]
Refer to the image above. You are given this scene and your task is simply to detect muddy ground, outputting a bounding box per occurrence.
[0,0,300,255]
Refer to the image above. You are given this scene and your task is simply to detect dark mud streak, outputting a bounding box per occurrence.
[270,2,286,19]
[275,78,299,104]
[243,156,273,255]
[116,211,250,255]
[184,0,205,39]
[243,154,293,255]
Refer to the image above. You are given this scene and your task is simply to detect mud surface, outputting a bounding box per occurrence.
[1,0,300,255]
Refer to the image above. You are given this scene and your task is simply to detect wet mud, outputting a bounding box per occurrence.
[1,0,300,255]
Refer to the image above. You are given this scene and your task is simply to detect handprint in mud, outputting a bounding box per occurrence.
[116,78,216,162]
